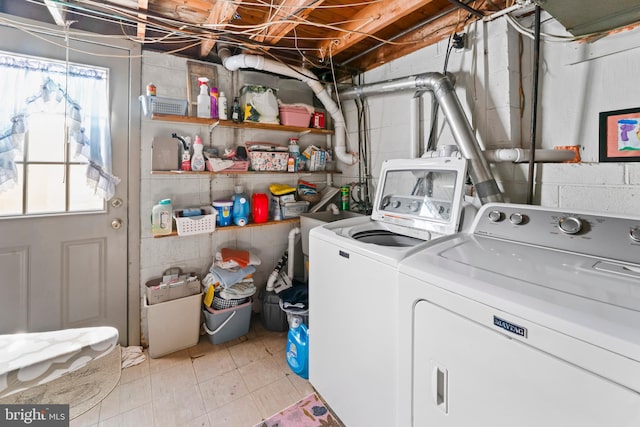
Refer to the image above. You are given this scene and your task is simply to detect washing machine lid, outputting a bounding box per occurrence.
[371,156,468,236]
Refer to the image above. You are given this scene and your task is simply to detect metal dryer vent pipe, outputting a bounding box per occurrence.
[340,72,503,204]
[217,46,357,165]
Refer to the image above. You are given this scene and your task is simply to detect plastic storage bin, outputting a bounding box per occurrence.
[145,292,202,358]
[173,206,216,236]
[202,299,252,345]
[279,105,311,127]
[139,95,188,117]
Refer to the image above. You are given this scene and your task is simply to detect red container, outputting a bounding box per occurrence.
[252,193,269,223]
[312,111,325,129]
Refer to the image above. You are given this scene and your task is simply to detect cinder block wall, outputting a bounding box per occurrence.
[139,52,327,345]
[337,15,640,214]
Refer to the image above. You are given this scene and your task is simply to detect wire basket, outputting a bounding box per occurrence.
[139,95,188,117]
[210,294,249,310]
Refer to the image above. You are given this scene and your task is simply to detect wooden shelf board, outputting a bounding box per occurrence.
[150,114,334,135]
[153,217,300,238]
[150,169,340,175]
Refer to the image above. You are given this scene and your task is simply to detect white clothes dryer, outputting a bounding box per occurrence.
[309,156,472,427]
[397,203,640,426]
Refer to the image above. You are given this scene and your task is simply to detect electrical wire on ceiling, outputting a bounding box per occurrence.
[11,0,513,75]
[236,0,385,9]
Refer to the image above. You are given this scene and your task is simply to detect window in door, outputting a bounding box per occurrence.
[0,52,111,217]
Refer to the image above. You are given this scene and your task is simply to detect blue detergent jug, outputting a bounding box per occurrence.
[286,317,309,379]
[232,185,249,226]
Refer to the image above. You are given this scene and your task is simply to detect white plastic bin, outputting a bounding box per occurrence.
[145,292,202,358]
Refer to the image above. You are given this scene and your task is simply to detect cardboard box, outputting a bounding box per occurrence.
[145,292,202,358]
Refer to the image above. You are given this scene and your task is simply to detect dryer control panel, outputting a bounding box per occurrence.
[472,203,640,265]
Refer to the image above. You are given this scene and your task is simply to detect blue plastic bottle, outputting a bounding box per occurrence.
[286,317,309,379]
[232,185,249,226]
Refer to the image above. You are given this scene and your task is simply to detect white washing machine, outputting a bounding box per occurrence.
[397,202,640,426]
[309,156,472,427]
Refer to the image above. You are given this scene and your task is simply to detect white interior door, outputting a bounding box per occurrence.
[0,23,132,344]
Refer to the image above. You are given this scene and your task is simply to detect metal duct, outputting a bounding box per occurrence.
[340,72,503,204]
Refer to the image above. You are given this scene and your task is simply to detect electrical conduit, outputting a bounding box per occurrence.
[217,46,357,165]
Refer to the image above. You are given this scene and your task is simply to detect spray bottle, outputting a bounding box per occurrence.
[197,77,211,118]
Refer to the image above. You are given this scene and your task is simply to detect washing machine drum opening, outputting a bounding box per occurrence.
[351,229,424,247]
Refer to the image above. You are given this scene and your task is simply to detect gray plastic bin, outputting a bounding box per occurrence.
[202,299,252,345]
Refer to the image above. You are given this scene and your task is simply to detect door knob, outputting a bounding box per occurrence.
[111,198,123,208]
[111,219,123,230]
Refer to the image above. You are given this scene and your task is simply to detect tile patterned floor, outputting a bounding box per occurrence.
[71,316,314,427]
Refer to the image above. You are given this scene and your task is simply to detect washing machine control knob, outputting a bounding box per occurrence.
[630,226,640,242]
[410,200,420,212]
[488,210,504,222]
[392,200,401,209]
[558,216,583,235]
[509,212,525,225]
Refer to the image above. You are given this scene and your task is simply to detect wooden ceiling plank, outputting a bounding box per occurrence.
[199,1,240,57]
[44,0,67,26]
[317,0,440,59]
[137,0,148,40]
[339,0,508,76]
[255,0,324,44]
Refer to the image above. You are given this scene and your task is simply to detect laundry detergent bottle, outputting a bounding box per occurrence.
[232,185,249,226]
[151,199,173,236]
[286,316,309,379]
[191,135,205,172]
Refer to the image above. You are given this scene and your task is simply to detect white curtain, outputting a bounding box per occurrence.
[0,53,119,200]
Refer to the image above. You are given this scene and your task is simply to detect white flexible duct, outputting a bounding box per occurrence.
[287,227,300,279]
[484,148,576,163]
[218,46,357,165]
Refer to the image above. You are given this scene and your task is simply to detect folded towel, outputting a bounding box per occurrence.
[219,279,256,299]
[221,248,250,268]
[209,265,256,289]
[215,249,261,270]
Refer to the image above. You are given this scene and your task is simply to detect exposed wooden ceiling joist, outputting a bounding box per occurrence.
[44,0,67,27]
[254,0,324,45]
[317,0,441,59]
[199,0,239,58]
[137,0,149,40]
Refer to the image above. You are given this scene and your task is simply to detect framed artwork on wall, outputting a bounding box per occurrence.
[186,61,217,116]
[599,107,640,162]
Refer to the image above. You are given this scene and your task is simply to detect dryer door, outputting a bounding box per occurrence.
[413,299,640,426]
